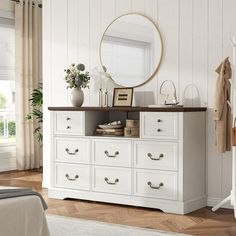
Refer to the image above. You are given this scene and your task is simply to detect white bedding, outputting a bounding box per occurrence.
[0,195,51,236]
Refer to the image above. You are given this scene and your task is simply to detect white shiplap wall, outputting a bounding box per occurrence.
[43,0,236,207]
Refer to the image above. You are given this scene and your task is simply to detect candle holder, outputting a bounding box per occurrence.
[103,90,109,107]
[99,88,103,107]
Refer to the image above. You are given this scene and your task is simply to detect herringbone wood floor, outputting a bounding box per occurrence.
[0,169,235,236]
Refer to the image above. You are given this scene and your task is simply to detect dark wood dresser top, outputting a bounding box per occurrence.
[48,106,207,112]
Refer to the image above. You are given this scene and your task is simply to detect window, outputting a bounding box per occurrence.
[0,17,15,145]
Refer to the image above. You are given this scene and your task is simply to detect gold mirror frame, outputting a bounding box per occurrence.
[99,13,163,88]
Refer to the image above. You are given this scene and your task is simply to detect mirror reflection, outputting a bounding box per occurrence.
[100,13,163,88]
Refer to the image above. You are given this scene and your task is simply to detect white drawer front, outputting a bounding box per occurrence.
[141,112,178,139]
[55,163,90,190]
[93,166,131,195]
[134,169,178,200]
[92,139,132,167]
[54,138,90,164]
[54,112,85,135]
[134,141,178,171]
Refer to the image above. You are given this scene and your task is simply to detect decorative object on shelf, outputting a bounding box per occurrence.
[100,66,112,107]
[64,63,90,107]
[113,88,133,107]
[99,121,123,129]
[159,80,179,105]
[96,121,124,136]
[103,89,109,107]
[126,119,139,128]
[90,66,112,107]
[124,119,140,137]
[99,88,103,107]
[182,84,201,107]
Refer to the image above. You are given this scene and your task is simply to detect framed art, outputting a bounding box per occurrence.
[112,88,133,107]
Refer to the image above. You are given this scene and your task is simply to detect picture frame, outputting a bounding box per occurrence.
[112,88,133,107]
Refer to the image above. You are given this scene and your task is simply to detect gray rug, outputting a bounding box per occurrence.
[47,214,189,236]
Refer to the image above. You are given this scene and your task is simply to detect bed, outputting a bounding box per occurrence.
[0,187,51,236]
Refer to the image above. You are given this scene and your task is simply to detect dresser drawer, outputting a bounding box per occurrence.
[54,163,90,190]
[134,169,178,200]
[134,141,178,171]
[54,138,90,164]
[93,166,131,195]
[54,112,85,135]
[92,139,132,167]
[141,112,178,139]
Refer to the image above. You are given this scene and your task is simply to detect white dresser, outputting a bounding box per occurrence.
[48,107,206,214]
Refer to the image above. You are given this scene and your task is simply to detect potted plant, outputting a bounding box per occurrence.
[64,63,90,107]
[26,84,43,146]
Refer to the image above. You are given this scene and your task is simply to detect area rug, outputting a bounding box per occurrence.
[47,214,189,236]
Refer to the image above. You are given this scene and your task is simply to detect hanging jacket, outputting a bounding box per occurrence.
[213,57,232,153]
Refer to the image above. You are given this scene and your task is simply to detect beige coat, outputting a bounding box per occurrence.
[213,57,232,153]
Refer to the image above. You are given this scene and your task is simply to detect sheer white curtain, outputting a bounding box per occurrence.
[15,0,42,169]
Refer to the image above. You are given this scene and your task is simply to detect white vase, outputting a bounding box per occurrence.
[70,88,84,107]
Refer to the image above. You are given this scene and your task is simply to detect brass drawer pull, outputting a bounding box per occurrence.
[66,126,71,129]
[157,128,162,132]
[65,174,79,181]
[147,181,164,189]
[65,148,79,155]
[104,150,119,158]
[147,153,164,160]
[104,177,119,185]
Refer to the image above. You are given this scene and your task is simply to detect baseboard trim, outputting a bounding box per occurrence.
[207,197,233,209]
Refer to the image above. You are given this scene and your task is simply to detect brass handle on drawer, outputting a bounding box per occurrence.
[66,117,71,121]
[65,174,79,181]
[104,150,119,158]
[104,177,119,185]
[157,129,162,132]
[147,181,164,189]
[66,126,71,129]
[65,148,79,155]
[147,153,164,161]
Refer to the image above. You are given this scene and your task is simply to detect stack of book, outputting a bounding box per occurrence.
[95,128,124,136]
[95,121,124,136]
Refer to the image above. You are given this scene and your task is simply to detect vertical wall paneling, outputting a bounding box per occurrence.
[115,0,132,16]
[51,0,68,106]
[77,0,90,106]
[207,0,223,201]
[100,0,116,106]
[143,0,158,106]
[67,0,79,63]
[179,0,193,104]
[158,0,179,105]
[43,0,235,205]
[192,0,208,107]
[131,0,146,107]
[89,0,101,106]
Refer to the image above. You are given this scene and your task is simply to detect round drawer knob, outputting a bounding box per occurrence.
[157,119,162,123]
[157,129,162,132]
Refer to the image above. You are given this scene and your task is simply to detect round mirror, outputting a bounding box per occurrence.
[99,13,163,88]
